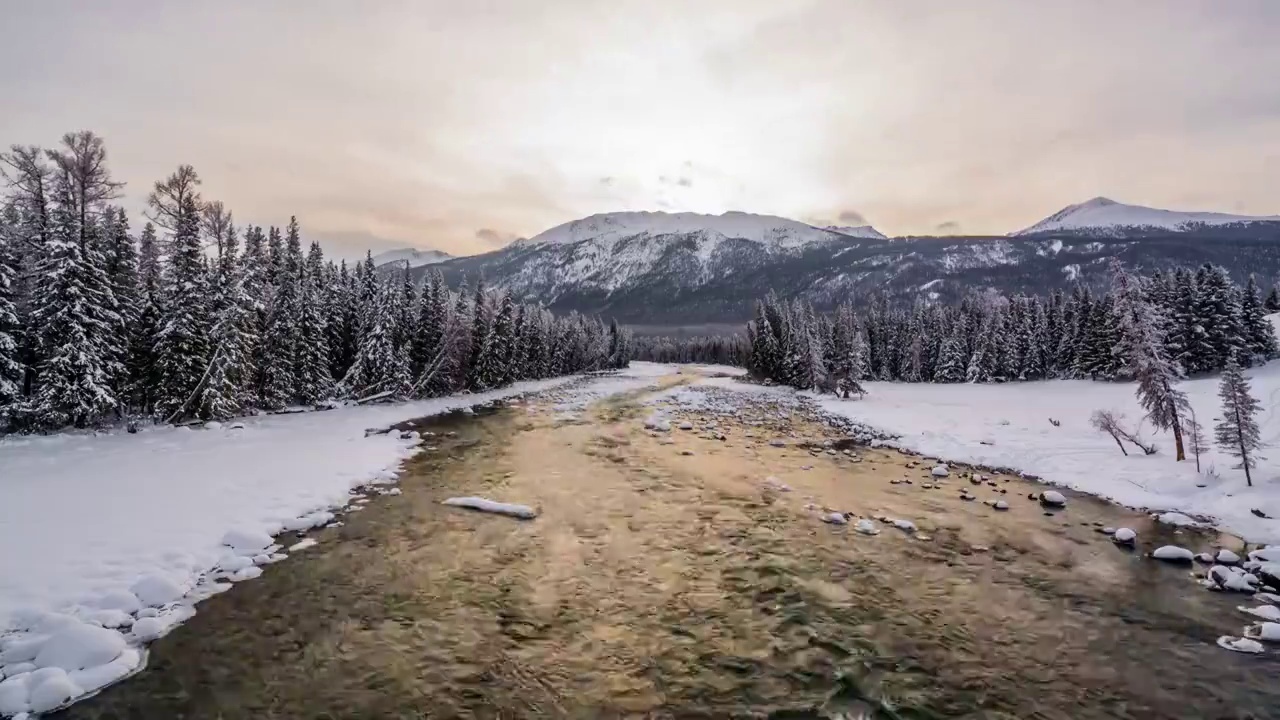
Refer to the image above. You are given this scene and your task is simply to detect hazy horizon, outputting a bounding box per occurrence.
[3,0,1278,260]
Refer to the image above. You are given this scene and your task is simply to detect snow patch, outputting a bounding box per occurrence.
[442,497,538,520]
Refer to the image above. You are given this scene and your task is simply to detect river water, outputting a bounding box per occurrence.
[56,376,1280,719]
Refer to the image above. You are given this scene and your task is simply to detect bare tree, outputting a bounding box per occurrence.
[45,131,123,250]
[147,164,202,233]
[1183,405,1208,473]
[0,145,52,251]
[201,200,233,260]
[1091,409,1157,456]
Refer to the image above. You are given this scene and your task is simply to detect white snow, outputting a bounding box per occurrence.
[808,350,1280,544]
[824,224,889,241]
[1113,528,1137,544]
[1013,196,1280,236]
[288,538,318,552]
[1216,635,1264,654]
[1240,604,1280,621]
[1216,549,1241,565]
[1245,622,1280,642]
[441,497,538,520]
[515,210,854,251]
[370,247,453,269]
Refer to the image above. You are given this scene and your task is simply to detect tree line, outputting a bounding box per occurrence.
[0,131,631,433]
[746,264,1278,391]
[630,334,749,366]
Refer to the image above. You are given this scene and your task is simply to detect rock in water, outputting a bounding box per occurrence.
[1113,528,1136,545]
[994,500,1009,510]
[1244,622,1280,642]
[1152,545,1194,562]
[822,512,848,525]
[1216,549,1242,565]
[441,497,538,520]
[1239,604,1280,621]
[1216,635,1264,654]
[931,465,949,477]
[1039,491,1067,507]
[854,519,880,535]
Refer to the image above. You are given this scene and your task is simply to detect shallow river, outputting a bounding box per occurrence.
[56,375,1280,719]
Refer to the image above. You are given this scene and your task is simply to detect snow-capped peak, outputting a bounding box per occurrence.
[824,224,889,241]
[371,247,453,268]
[515,211,870,250]
[1013,196,1280,236]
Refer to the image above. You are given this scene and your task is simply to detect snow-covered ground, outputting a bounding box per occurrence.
[809,362,1280,545]
[0,366,671,716]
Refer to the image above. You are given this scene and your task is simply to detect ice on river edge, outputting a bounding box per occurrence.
[0,369,676,717]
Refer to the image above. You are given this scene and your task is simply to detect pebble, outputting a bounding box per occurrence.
[931,465,949,477]
[1039,491,1067,507]
[994,500,1009,510]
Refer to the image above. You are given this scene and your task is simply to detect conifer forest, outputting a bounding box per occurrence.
[0,132,630,432]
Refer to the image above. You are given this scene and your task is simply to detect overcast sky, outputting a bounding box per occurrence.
[3,0,1277,258]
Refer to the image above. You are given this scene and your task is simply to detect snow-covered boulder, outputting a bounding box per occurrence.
[891,519,917,533]
[854,519,880,535]
[130,617,167,642]
[1207,565,1254,592]
[33,624,125,671]
[28,668,80,713]
[229,566,263,582]
[1195,552,1215,564]
[1240,604,1280,621]
[1155,511,1200,527]
[442,496,538,519]
[822,512,848,525]
[220,528,273,555]
[128,574,186,607]
[1244,622,1280,642]
[89,590,142,615]
[1113,528,1136,545]
[1217,636,1264,654]
[1152,545,1194,562]
[1215,549,1241,565]
[931,465,949,477]
[994,500,1009,510]
[1039,491,1067,507]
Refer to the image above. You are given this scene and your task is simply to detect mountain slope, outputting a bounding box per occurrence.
[1014,197,1280,237]
[514,210,868,250]
[372,247,453,268]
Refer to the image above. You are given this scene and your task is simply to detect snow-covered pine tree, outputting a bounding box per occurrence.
[130,222,163,412]
[1265,286,1280,314]
[0,225,23,426]
[327,259,360,382]
[197,222,257,420]
[1191,264,1243,373]
[1214,359,1263,486]
[294,241,333,404]
[265,225,284,287]
[150,165,212,421]
[1111,260,1189,461]
[479,292,516,389]
[257,217,304,408]
[933,326,968,383]
[29,134,129,429]
[341,279,411,400]
[1239,274,1278,364]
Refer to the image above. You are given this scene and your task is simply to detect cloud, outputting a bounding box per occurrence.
[837,209,868,225]
[475,227,520,247]
[935,221,962,234]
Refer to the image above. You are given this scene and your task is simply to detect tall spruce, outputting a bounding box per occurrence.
[1214,359,1263,486]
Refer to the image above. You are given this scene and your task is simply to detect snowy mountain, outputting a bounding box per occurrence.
[1014,197,1280,237]
[371,247,453,268]
[413,208,1280,325]
[515,210,861,251]
[824,224,889,240]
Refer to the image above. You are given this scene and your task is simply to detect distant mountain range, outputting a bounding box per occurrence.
[370,247,453,268]
[372,198,1280,326]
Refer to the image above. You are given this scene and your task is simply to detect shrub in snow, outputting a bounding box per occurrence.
[1113,528,1136,545]
[1039,491,1067,507]
[442,496,538,519]
[931,465,949,477]
[1152,545,1194,562]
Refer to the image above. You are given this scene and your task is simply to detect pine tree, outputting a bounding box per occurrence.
[130,222,163,412]
[1240,275,1278,364]
[342,280,411,399]
[934,327,968,383]
[479,292,516,388]
[1265,286,1280,314]
[258,217,304,408]
[1112,261,1188,461]
[0,227,23,426]
[1214,359,1263,486]
[294,241,333,404]
[150,165,211,421]
[197,223,256,420]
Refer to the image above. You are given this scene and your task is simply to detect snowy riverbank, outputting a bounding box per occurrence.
[806,362,1280,545]
[0,367,675,716]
